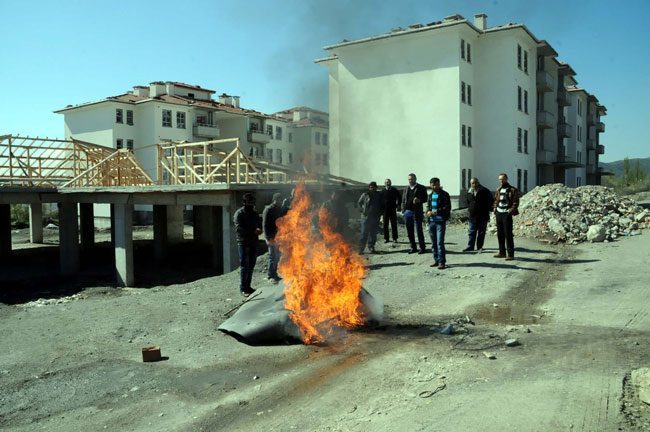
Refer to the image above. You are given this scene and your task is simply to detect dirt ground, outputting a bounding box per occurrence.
[1,222,649,431]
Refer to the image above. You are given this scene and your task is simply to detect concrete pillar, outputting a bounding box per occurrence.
[29,203,43,244]
[114,203,134,287]
[58,202,80,275]
[222,201,238,273]
[212,206,224,273]
[167,205,184,243]
[79,203,95,251]
[153,205,168,261]
[0,204,11,259]
[110,204,116,245]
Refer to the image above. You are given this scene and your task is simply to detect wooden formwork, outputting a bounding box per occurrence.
[0,135,153,188]
[157,138,364,186]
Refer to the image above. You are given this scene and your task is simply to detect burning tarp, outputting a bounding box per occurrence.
[219,183,383,345]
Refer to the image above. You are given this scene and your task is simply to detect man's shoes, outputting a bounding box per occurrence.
[267,276,280,284]
[505,256,515,261]
[429,262,439,267]
[477,248,484,254]
[493,253,506,258]
[240,288,256,297]
[418,249,427,255]
[408,249,418,254]
[384,239,390,243]
[462,247,474,252]
[359,249,365,255]
[369,247,376,253]
[438,263,447,270]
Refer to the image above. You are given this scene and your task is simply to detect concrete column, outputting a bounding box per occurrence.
[211,206,224,273]
[153,205,168,261]
[222,202,238,273]
[110,204,116,245]
[58,202,80,275]
[0,204,11,259]
[114,203,134,287]
[29,203,43,244]
[167,205,184,243]
[79,203,95,251]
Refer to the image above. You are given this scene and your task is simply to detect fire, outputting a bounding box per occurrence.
[275,183,366,344]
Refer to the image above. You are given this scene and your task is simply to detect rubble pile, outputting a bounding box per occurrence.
[513,184,650,244]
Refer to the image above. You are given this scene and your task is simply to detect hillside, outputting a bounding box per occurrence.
[601,157,650,177]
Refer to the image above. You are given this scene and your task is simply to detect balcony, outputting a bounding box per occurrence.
[536,70,554,92]
[536,148,555,165]
[597,144,605,155]
[557,122,572,138]
[554,152,582,168]
[536,110,555,129]
[248,130,271,144]
[586,138,596,150]
[596,122,605,133]
[556,89,571,107]
[193,123,220,138]
[587,114,597,126]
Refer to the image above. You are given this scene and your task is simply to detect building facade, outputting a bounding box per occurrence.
[318,14,606,198]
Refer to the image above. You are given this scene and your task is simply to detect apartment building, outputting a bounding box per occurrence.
[317,14,606,198]
[274,106,330,174]
[54,81,329,181]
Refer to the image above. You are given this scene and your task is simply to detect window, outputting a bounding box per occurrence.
[577,176,582,186]
[323,133,328,145]
[315,131,321,145]
[275,126,282,140]
[461,39,465,59]
[289,152,293,163]
[116,109,123,124]
[537,55,544,72]
[461,81,466,103]
[126,139,133,150]
[524,130,528,154]
[577,99,583,116]
[537,130,544,150]
[524,90,528,114]
[524,170,528,192]
[517,128,522,153]
[517,169,522,190]
[467,43,471,63]
[187,93,194,99]
[517,44,522,69]
[537,91,544,111]
[517,86,522,111]
[468,169,472,188]
[250,122,259,131]
[126,110,133,125]
[524,51,528,73]
[116,138,123,149]
[276,149,282,164]
[315,153,321,165]
[461,125,466,146]
[267,148,273,160]
[577,150,582,164]
[467,84,472,105]
[288,132,293,143]
[323,153,328,166]
[196,115,207,125]
[462,169,467,190]
[577,125,582,142]
[468,126,472,147]
[176,112,186,129]
[162,109,172,127]
[266,125,273,136]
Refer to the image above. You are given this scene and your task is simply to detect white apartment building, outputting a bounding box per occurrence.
[55,82,329,181]
[318,14,607,198]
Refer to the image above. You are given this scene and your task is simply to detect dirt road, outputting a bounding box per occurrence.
[1,225,648,431]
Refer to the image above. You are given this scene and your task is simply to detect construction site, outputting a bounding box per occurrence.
[1,132,649,431]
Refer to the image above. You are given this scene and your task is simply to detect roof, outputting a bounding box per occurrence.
[149,81,216,93]
[274,106,329,116]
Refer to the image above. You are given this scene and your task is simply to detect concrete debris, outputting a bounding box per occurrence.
[45,223,58,230]
[483,351,497,360]
[631,368,650,405]
[437,324,454,335]
[505,338,520,347]
[506,184,648,244]
[18,294,85,308]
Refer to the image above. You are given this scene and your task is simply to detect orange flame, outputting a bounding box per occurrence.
[276,183,366,344]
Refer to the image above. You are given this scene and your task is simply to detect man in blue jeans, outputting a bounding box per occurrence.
[426,177,451,269]
[401,173,428,254]
[263,193,285,283]
[234,193,262,297]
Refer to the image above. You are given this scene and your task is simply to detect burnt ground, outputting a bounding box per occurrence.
[0,223,649,431]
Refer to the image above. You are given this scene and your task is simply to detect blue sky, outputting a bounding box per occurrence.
[0,0,648,162]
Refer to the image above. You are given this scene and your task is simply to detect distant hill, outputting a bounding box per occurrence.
[600,158,650,177]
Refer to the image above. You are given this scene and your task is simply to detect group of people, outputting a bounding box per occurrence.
[233,172,520,296]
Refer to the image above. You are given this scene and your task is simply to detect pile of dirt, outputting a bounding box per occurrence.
[513,184,650,244]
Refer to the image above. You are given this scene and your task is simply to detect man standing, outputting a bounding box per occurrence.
[323,189,349,236]
[262,193,284,284]
[493,173,520,261]
[382,178,402,243]
[426,178,451,269]
[234,193,262,297]
[402,173,428,254]
[358,181,383,254]
[462,177,493,252]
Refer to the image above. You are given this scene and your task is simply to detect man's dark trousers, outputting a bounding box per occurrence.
[383,208,398,241]
[495,212,515,257]
[238,244,257,292]
[468,219,488,250]
[404,209,425,251]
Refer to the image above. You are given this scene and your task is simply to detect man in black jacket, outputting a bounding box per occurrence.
[382,178,402,243]
[234,193,262,297]
[262,193,284,283]
[358,181,383,254]
[402,173,428,254]
[462,177,493,252]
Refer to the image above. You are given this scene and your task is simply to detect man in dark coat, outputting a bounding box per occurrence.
[382,178,402,243]
[358,181,383,254]
[234,193,262,297]
[462,177,493,252]
[493,173,520,260]
[262,193,284,283]
[402,173,428,254]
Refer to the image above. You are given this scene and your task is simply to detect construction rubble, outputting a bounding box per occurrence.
[511,184,650,244]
